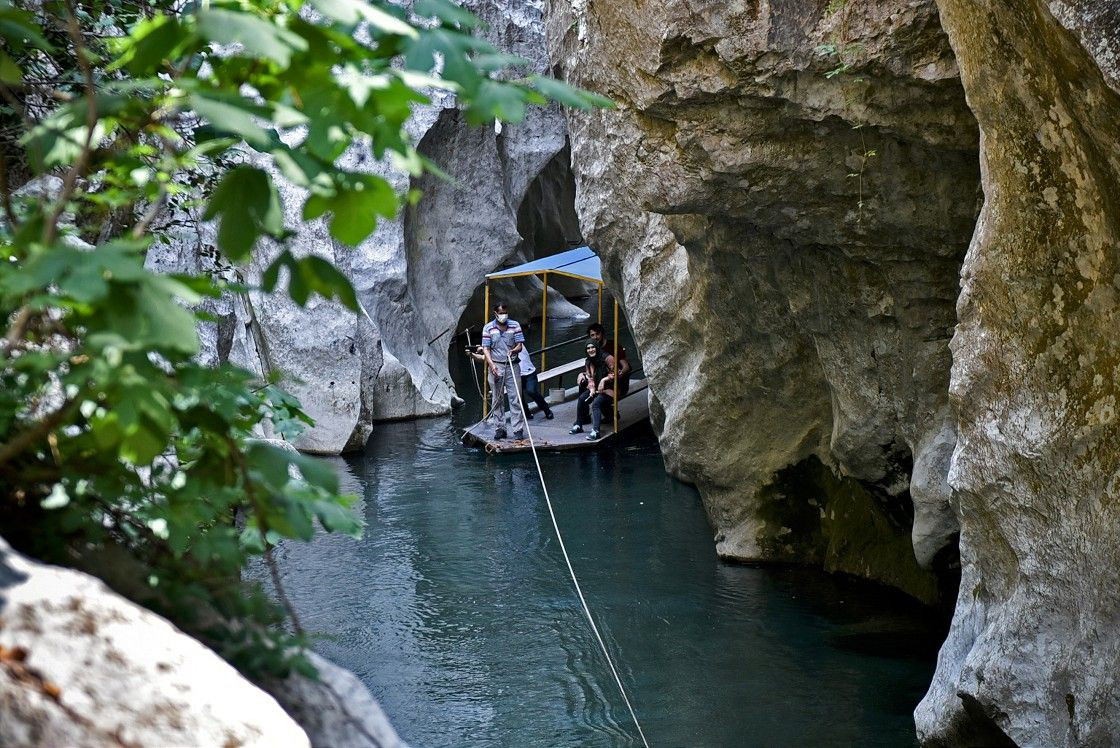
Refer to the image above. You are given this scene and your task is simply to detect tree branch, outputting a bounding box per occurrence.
[132,187,168,239]
[2,306,36,359]
[42,0,100,246]
[0,399,76,470]
[225,434,306,638]
[0,149,17,230]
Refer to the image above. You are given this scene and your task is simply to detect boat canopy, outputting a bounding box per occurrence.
[485,246,602,284]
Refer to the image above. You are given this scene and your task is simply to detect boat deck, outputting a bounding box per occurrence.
[462,380,649,453]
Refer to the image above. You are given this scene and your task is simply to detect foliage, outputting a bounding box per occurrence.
[0,0,607,678]
[847,125,877,224]
[813,40,865,79]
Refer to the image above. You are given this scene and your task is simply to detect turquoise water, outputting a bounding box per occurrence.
[271,413,942,746]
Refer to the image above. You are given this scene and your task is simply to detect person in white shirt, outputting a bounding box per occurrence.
[517,342,554,420]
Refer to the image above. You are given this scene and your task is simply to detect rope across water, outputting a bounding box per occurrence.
[496,364,650,747]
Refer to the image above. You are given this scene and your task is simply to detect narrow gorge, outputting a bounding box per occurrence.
[2,0,1118,744]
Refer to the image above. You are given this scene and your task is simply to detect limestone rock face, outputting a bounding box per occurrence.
[265,651,409,748]
[155,0,585,454]
[0,536,309,747]
[915,1,1120,744]
[546,0,979,602]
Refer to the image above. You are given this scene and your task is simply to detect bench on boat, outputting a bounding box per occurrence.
[535,358,584,389]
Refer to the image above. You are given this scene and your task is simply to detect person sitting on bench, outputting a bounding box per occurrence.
[570,341,617,441]
[577,322,631,398]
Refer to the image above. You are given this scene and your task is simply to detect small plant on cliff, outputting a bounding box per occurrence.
[848,125,878,224]
[0,0,609,678]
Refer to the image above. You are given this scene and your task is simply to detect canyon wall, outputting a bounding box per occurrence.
[915,1,1120,743]
[546,0,980,604]
[151,0,584,455]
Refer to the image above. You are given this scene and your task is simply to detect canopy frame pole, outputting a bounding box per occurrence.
[541,271,548,373]
[598,284,603,324]
[483,281,490,419]
[613,297,619,434]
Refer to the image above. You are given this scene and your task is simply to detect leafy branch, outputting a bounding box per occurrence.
[0,0,609,680]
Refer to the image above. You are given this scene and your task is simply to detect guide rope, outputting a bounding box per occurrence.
[500,363,650,748]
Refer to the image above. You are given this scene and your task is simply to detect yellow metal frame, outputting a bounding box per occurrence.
[487,269,603,285]
[481,270,621,437]
[483,282,491,417]
[613,299,620,434]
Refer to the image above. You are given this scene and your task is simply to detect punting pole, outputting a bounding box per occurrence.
[483,281,490,418]
[613,297,619,435]
[541,271,548,373]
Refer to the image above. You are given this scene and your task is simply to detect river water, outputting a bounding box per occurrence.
[271,309,943,746]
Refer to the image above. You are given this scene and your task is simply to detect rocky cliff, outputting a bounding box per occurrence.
[151,0,585,455]
[548,0,1120,740]
[915,1,1120,744]
[546,0,980,604]
[0,536,407,747]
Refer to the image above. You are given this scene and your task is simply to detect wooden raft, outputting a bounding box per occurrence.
[462,380,649,454]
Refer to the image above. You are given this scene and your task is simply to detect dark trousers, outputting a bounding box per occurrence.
[576,390,614,431]
[522,372,551,415]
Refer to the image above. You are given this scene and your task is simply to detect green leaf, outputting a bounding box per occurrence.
[472,52,529,73]
[21,99,117,171]
[466,80,529,125]
[0,6,55,52]
[247,442,294,489]
[120,419,167,465]
[413,0,480,29]
[312,498,362,536]
[112,15,195,75]
[135,281,200,355]
[195,8,308,68]
[203,166,285,261]
[189,92,276,150]
[270,148,327,189]
[263,251,359,311]
[0,48,21,84]
[302,173,397,246]
[292,453,340,493]
[308,0,418,37]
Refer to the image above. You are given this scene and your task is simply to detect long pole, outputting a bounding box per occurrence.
[613,297,619,434]
[541,271,549,373]
[483,281,490,418]
[597,284,602,324]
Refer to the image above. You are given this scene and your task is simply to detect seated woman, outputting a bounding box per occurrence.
[569,342,617,440]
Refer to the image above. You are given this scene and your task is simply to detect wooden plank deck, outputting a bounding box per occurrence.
[462,380,649,453]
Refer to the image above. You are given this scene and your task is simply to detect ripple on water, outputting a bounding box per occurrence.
[268,418,942,748]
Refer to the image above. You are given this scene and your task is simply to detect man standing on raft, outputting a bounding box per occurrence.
[482,301,526,441]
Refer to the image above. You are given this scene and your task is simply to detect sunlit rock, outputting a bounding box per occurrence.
[0,536,309,747]
[264,651,409,748]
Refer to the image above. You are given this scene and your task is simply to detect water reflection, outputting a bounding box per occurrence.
[269,414,941,747]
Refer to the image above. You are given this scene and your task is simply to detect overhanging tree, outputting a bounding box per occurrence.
[0,0,608,676]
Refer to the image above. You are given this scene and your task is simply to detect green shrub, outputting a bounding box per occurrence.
[0,0,607,678]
